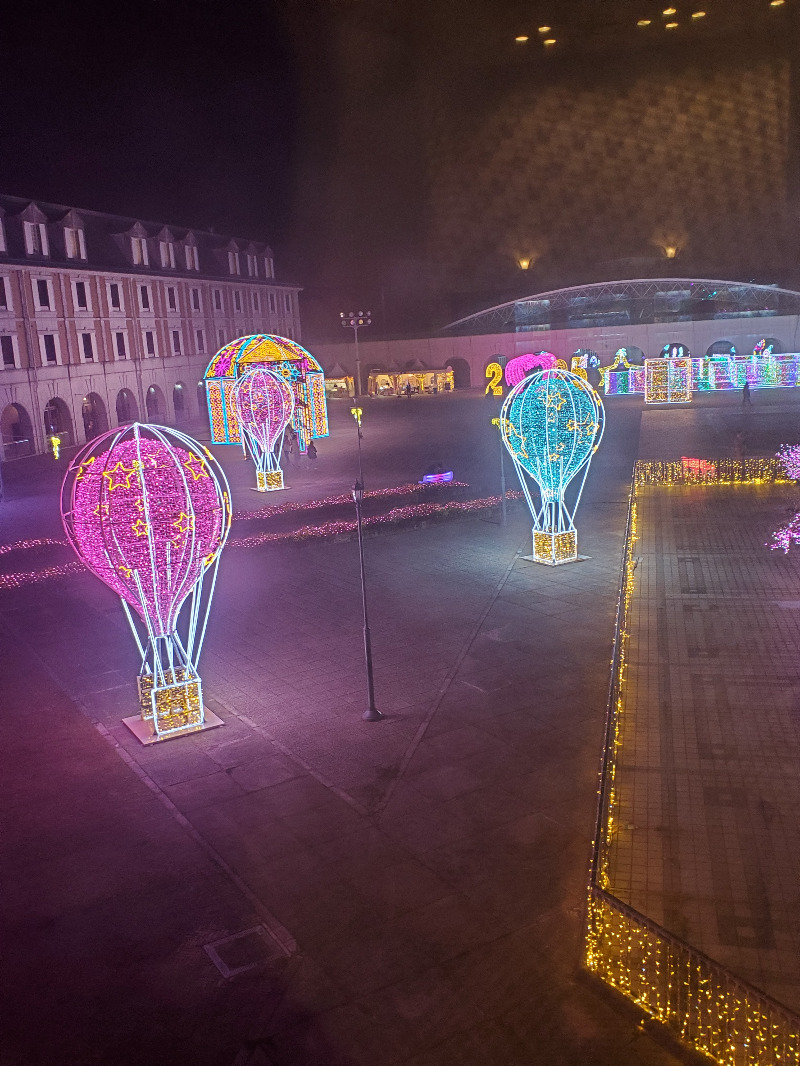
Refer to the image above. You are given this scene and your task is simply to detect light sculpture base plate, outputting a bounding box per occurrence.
[255,470,284,491]
[528,530,581,566]
[122,707,224,745]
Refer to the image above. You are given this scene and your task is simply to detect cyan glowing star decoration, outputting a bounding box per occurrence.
[233,367,294,491]
[61,423,232,743]
[504,352,557,388]
[501,368,604,565]
[204,334,328,454]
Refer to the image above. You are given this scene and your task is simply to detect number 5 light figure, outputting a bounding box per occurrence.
[500,367,604,565]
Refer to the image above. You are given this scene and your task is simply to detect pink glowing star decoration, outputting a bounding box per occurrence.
[504,352,557,387]
[770,444,800,553]
[233,367,294,491]
[61,423,232,741]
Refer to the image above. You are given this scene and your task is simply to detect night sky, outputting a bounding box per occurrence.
[1,0,297,245]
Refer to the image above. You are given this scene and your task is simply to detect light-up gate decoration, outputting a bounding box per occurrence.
[61,423,232,743]
[644,357,692,403]
[502,368,604,565]
[205,335,328,454]
[233,367,294,491]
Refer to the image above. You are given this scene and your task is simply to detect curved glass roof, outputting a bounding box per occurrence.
[205,335,322,378]
[443,279,800,335]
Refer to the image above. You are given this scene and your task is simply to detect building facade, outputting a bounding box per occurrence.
[0,194,301,460]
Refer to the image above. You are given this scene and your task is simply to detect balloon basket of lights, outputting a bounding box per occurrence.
[501,368,604,569]
[256,469,284,492]
[61,423,232,744]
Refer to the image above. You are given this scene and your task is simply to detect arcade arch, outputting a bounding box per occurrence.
[146,384,166,421]
[82,393,109,441]
[43,397,74,446]
[1,402,34,459]
[116,388,138,424]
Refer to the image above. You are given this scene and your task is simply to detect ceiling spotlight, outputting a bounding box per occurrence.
[538,25,551,32]
[663,6,677,13]
[637,18,652,25]
[543,38,557,45]
[770,0,785,6]
[691,9,706,16]
[665,20,679,27]
[515,35,529,41]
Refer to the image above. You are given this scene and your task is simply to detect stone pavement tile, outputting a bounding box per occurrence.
[310,919,440,999]
[399,1018,535,1066]
[339,858,453,920]
[394,894,491,965]
[136,747,223,788]
[229,754,304,792]
[162,768,247,810]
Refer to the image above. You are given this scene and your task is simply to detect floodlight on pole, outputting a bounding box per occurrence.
[340,311,372,397]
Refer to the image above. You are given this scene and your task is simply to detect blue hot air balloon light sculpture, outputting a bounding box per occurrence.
[501,367,605,565]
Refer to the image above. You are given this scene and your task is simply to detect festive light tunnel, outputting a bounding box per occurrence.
[233,367,294,491]
[204,334,328,454]
[501,368,604,564]
[61,423,232,741]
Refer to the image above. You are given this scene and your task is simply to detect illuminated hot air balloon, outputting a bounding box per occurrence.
[61,423,232,741]
[233,367,294,491]
[501,368,604,565]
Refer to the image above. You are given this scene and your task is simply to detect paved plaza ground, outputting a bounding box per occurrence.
[3,388,800,1065]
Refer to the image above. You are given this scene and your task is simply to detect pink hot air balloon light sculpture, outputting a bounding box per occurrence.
[233,367,295,491]
[61,423,232,742]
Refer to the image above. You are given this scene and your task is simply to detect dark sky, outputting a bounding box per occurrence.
[1,0,296,244]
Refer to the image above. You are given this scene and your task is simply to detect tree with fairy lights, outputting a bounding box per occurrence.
[770,444,800,553]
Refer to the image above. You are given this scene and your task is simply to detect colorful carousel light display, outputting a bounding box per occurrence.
[501,368,604,565]
[233,366,295,491]
[204,334,328,454]
[61,423,232,742]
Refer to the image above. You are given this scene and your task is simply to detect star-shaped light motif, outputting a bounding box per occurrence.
[93,502,110,519]
[131,518,150,538]
[184,453,208,480]
[118,563,133,581]
[103,461,140,491]
[172,512,193,536]
[76,456,96,481]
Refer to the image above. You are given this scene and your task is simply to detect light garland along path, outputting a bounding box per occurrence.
[587,458,800,1065]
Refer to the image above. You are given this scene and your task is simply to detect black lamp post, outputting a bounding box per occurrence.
[352,473,382,722]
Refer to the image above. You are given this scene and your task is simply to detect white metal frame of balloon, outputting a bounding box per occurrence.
[500,370,605,566]
[234,368,295,492]
[62,424,232,744]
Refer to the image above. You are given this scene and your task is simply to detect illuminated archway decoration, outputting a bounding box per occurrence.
[501,368,604,565]
[61,423,232,742]
[233,367,294,491]
[204,335,328,454]
[505,352,557,387]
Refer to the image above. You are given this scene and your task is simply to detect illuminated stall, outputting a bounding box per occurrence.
[368,362,454,395]
[204,335,328,453]
[324,362,354,397]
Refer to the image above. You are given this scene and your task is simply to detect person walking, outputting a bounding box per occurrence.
[307,440,317,462]
[742,381,751,406]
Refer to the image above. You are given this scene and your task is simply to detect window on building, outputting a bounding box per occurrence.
[246,254,257,277]
[143,330,156,357]
[114,331,127,359]
[0,219,6,254]
[81,332,95,361]
[131,236,149,266]
[24,221,49,257]
[167,286,177,311]
[35,279,52,310]
[172,330,182,355]
[0,278,7,310]
[196,328,205,353]
[65,227,87,260]
[268,292,277,314]
[108,282,122,311]
[185,244,199,271]
[191,287,201,311]
[228,251,240,275]
[264,257,274,279]
[234,290,242,312]
[218,329,225,348]
[213,289,222,311]
[284,293,292,313]
[41,334,58,364]
[74,281,89,311]
[1,336,16,368]
[139,284,151,312]
[252,292,260,311]
[160,241,176,269]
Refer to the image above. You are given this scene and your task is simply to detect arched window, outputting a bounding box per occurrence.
[116,389,138,424]
[43,397,74,445]
[173,382,187,422]
[146,384,166,422]
[81,393,109,442]
[1,402,35,458]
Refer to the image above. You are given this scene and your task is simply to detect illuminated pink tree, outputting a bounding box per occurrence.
[61,423,232,741]
[233,367,295,491]
[770,444,800,553]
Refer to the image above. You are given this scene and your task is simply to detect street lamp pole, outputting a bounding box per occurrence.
[340,311,371,397]
[350,408,382,721]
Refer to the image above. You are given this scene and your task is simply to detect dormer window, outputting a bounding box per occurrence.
[228,251,240,275]
[65,227,87,260]
[24,221,49,257]
[0,217,6,255]
[185,244,199,271]
[264,257,274,279]
[246,254,257,277]
[160,241,176,269]
[131,237,149,266]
